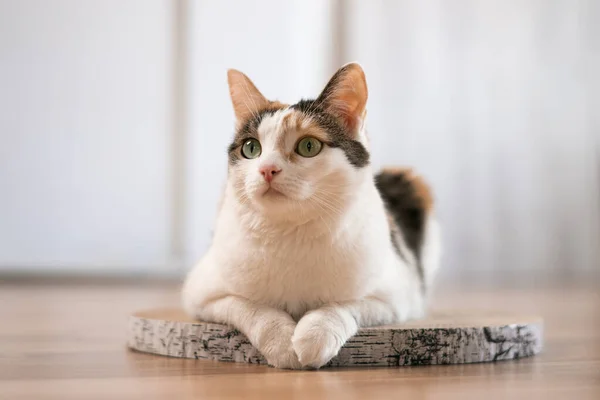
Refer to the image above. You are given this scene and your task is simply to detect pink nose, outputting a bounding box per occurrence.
[259,165,282,183]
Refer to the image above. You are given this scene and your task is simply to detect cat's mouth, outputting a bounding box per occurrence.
[262,186,286,199]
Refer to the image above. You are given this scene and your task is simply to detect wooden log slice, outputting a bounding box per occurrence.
[128,308,543,367]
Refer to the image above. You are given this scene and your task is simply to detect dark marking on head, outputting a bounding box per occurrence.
[227,106,284,165]
[292,99,370,168]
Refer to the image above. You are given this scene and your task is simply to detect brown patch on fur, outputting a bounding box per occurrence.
[274,111,332,160]
[268,100,288,110]
[293,114,334,144]
[292,99,370,167]
[275,110,296,153]
[380,167,433,213]
[294,111,304,131]
[281,108,296,129]
[280,112,293,129]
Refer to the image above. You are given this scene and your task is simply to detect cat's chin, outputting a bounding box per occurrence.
[262,187,287,199]
[244,187,290,212]
[249,188,307,217]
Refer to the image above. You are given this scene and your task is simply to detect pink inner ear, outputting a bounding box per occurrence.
[328,90,366,132]
[338,97,364,132]
[319,64,368,134]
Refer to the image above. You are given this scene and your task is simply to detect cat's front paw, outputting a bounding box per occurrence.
[259,323,302,369]
[291,312,345,369]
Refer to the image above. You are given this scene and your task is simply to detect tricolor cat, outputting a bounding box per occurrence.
[182,63,441,369]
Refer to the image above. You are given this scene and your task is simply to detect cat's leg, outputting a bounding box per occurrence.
[185,294,302,369]
[182,254,302,369]
[291,297,397,368]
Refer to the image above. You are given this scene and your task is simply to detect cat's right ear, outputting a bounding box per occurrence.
[227,69,269,126]
[316,63,368,135]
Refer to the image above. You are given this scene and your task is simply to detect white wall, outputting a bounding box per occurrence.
[0,0,176,274]
[1,0,597,279]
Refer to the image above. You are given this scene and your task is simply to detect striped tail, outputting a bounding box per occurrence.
[374,168,438,291]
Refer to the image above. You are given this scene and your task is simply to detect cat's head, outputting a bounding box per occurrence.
[226,63,370,220]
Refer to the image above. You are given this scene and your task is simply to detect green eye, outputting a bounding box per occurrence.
[241,139,262,159]
[296,137,323,158]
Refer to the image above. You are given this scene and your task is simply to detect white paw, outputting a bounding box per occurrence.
[291,312,345,369]
[259,323,302,369]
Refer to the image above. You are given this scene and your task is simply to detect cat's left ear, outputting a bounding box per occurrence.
[316,63,368,135]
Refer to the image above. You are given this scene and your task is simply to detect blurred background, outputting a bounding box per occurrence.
[1,0,598,285]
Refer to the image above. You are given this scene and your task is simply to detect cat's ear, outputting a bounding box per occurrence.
[227,69,270,125]
[316,63,368,134]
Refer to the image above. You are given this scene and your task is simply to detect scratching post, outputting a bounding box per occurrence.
[128,309,542,367]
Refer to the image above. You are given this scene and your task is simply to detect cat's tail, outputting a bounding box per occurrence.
[374,168,441,291]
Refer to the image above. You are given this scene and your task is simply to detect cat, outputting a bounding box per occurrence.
[182,63,441,369]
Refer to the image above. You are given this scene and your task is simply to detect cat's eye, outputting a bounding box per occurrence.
[241,139,262,159]
[296,137,323,158]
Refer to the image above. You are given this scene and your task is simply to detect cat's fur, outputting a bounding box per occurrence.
[182,63,441,369]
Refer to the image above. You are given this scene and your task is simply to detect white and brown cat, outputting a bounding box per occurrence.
[182,63,441,369]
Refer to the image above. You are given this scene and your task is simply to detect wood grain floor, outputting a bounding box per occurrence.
[0,279,598,399]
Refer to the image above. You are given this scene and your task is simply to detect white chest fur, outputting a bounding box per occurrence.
[207,184,396,319]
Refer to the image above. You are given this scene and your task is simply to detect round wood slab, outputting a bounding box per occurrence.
[128,308,543,367]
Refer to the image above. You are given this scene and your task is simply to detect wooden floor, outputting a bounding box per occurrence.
[0,279,598,400]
